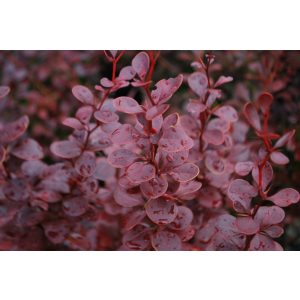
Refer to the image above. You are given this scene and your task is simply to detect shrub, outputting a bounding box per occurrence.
[0,50,299,250]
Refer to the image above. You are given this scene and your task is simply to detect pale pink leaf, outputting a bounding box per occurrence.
[94,110,119,123]
[274,130,295,149]
[140,175,168,199]
[151,230,182,251]
[12,138,44,160]
[202,129,224,146]
[270,151,289,165]
[132,52,149,80]
[236,216,260,235]
[169,163,199,182]
[244,102,261,131]
[252,162,273,192]
[188,72,208,97]
[114,186,144,208]
[0,86,10,99]
[145,104,169,120]
[107,148,138,168]
[213,105,238,123]
[111,124,139,145]
[267,188,300,207]
[75,105,93,124]
[113,96,143,114]
[75,151,96,177]
[249,233,283,251]
[62,118,84,130]
[72,85,94,105]
[168,206,193,231]
[63,197,88,217]
[50,140,81,159]
[254,206,285,226]
[214,76,233,88]
[127,162,156,183]
[235,161,254,176]
[118,66,136,80]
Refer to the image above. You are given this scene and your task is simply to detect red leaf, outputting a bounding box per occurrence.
[267,188,300,207]
[107,148,138,168]
[258,92,273,114]
[140,175,168,199]
[243,102,261,131]
[11,138,44,160]
[236,216,260,235]
[145,198,178,225]
[72,85,94,105]
[127,162,156,183]
[159,125,194,152]
[188,72,208,97]
[168,206,193,231]
[213,105,238,123]
[50,140,81,158]
[113,96,143,114]
[75,151,96,177]
[151,74,183,104]
[132,52,149,80]
[227,179,257,213]
[270,151,289,165]
[151,230,182,251]
[169,163,199,182]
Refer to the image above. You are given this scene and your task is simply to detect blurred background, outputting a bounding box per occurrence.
[0,50,299,249]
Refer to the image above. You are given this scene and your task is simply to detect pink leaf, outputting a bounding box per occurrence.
[145,198,178,225]
[213,105,238,123]
[0,86,10,99]
[270,151,289,165]
[114,186,144,208]
[151,74,183,104]
[113,96,143,114]
[118,66,136,80]
[127,162,156,183]
[72,85,94,105]
[235,161,254,176]
[274,130,295,149]
[227,179,257,213]
[175,180,202,197]
[107,148,138,168]
[100,77,114,88]
[263,225,284,238]
[267,188,300,207]
[0,115,29,144]
[159,125,194,152]
[87,128,112,151]
[169,163,199,182]
[132,52,149,80]
[188,72,208,97]
[243,102,261,131]
[111,124,139,145]
[50,140,81,158]
[197,186,222,208]
[202,129,224,146]
[249,233,283,251]
[140,175,168,199]
[252,162,273,192]
[254,206,285,226]
[168,206,193,231]
[258,92,273,114]
[214,75,233,88]
[93,159,115,181]
[236,216,260,235]
[62,118,84,130]
[151,230,182,251]
[75,105,93,124]
[94,110,119,123]
[75,151,96,177]
[205,152,226,174]
[11,138,44,160]
[145,104,169,120]
[63,197,88,217]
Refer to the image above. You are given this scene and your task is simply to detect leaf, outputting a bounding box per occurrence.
[145,104,169,120]
[62,117,84,130]
[202,129,224,146]
[140,175,168,199]
[145,198,178,225]
[160,150,189,169]
[50,140,81,158]
[168,206,193,231]
[169,163,199,182]
[11,138,44,160]
[263,225,284,238]
[88,128,112,151]
[213,105,238,123]
[111,124,139,145]
[267,188,300,207]
[118,66,136,80]
[127,162,156,183]
[63,197,88,217]
[235,161,254,176]
[72,85,94,105]
[93,159,115,181]
[258,92,273,114]
[188,72,208,97]
[43,220,69,244]
[75,105,93,124]
[122,225,150,250]
[270,151,289,165]
[159,125,194,152]
[151,74,183,104]
[94,110,119,123]
[249,233,283,251]
[123,210,146,231]
[235,216,260,235]
[214,75,233,88]
[75,151,96,177]
[254,206,285,227]
[114,186,144,208]
[100,77,114,88]
[252,162,273,192]
[107,148,138,168]
[132,51,149,80]
[274,130,295,149]
[243,102,261,131]
[197,186,222,208]
[227,179,257,213]
[175,180,202,197]
[0,86,10,99]
[113,96,143,114]
[151,230,182,251]
[0,115,29,144]
[205,152,226,174]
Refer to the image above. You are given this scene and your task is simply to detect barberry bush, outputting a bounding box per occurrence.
[0,50,299,250]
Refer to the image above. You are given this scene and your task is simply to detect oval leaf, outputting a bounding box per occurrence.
[267,188,300,207]
[72,85,94,105]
